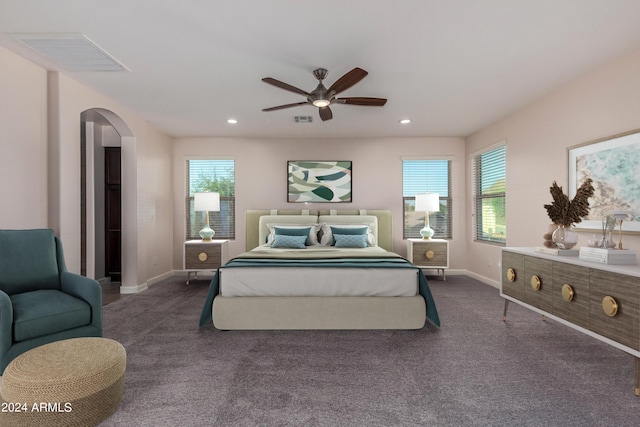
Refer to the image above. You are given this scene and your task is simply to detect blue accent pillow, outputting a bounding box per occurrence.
[329,226,368,246]
[274,226,313,245]
[329,226,368,236]
[271,234,308,249]
[333,233,368,248]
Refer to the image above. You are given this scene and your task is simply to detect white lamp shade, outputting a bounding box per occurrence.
[194,192,220,212]
[415,193,440,212]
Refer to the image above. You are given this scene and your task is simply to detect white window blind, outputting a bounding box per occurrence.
[402,159,452,239]
[472,145,506,245]
[186,159,235,240]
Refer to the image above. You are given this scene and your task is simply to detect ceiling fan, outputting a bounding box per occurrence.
[261,67,387,121]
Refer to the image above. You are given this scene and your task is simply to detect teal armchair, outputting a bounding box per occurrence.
[0,229,102,373]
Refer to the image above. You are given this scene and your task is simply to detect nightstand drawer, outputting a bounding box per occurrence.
[412,242,447,266]
[184,240,229,271]
[185,244,221,269]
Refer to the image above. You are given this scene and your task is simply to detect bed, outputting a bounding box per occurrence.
[199,209,440,330]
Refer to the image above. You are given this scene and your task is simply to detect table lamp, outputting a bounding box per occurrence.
[415,192,440,240]
[194,192,220,241]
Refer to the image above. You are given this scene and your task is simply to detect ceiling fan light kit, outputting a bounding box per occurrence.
[262,67,387,121]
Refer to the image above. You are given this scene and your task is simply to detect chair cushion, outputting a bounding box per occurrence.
[11,290,92,342]
[0,229,60,294]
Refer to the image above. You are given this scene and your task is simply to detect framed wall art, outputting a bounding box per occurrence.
[287,161,352,203]
[568,129,640,232]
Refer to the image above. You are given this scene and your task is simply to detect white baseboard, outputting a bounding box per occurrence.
[120,282,148,294]
[147,270,176,286]
[464,270,500,289]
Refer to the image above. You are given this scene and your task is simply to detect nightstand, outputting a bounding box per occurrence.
[407,238,449,281]
[183,240,229,284]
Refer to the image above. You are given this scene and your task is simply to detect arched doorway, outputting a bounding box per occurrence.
[80,108,138,293]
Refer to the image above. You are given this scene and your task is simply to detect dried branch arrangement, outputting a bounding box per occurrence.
[544,178,595,226]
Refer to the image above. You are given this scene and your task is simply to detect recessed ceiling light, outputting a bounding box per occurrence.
[227,119,238,124]
[399,119,411,124]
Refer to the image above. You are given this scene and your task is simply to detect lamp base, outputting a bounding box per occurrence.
[420,225,435,240]
[199,225,215,241]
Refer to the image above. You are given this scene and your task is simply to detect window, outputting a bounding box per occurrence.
[472,144,506,245]
[402,159,452,239]
[186,159,235,240]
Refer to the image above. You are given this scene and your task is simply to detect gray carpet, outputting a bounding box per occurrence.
[101,275,640,426]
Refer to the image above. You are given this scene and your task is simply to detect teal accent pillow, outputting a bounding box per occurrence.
[274,226,313,245]
[329,226,368,236]
[271,234,308,249]
[333,233,368,248]
[329,226,368,246]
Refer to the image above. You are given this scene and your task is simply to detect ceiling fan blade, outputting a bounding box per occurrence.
[327,67,368,95]
[262,101,309,112]
[335,97,387,106]
[319,106,333,121]
[262,77,311,97]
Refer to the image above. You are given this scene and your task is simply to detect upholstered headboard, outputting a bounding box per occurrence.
[245,209,393,252]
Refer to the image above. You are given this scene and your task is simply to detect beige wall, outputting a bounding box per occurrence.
[0,46,48,228]
[1,46,174,289]
[466,47,640,286]
[172,137,467,267]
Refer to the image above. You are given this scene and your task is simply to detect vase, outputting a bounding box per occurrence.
[552,225,579,250]
[543,223,560,248]
[599,231,616,249]
[588,234,601,248]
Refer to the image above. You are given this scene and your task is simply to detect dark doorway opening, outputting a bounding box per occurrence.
[105,147,121,281]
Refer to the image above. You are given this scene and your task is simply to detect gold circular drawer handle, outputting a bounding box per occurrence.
[561,284,574,302]
[198,252,208,262]
[602,296,618,317]
[530,275,541,291]
[506,268,516,282]
[425,250,435,259]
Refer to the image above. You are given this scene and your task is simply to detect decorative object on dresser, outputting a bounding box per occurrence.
[415,192,440,240]
[609,210,634,249]
[568,129,640,232]
[543,178,594,249]
[501,247,640,395]
[184,239,229,285]
[590,215,617,248]
[578,247,637,265]
[407,238,448,280]
[287,161,352,203]
[193,191,220,241]
[534,246,579,256]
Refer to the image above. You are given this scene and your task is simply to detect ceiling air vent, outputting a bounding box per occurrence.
[294,116,313,123]
[10,33,130,72]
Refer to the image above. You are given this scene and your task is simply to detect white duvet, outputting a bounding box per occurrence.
[218,246,419,297]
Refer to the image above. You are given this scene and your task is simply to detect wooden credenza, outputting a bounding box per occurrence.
[501,247,640,395]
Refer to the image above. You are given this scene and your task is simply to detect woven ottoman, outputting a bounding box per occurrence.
[0,337,126,427]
